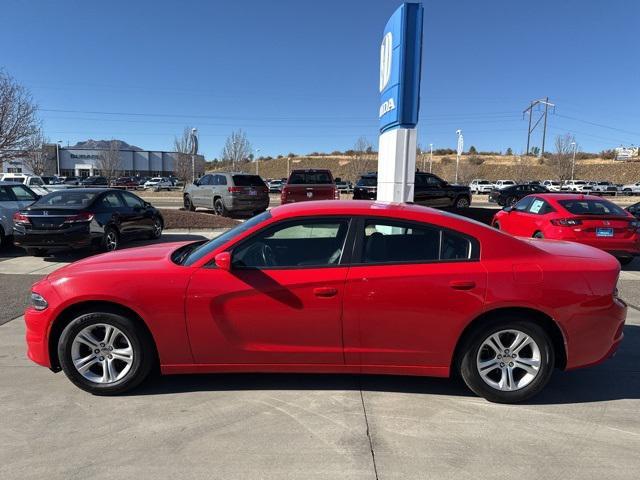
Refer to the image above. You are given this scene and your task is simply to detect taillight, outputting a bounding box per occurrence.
[13,212,30,224]
[551,218,582,226]
[63,212,95,223]
[334,187,340,200]
[228,186,242,193]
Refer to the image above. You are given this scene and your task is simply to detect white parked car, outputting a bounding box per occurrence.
[590,181,618,196]
[621,182,640,195]
[562,180,592,192]
[468,179,494,194]
[143,177,173,191]
[0,174,50,196]
[0,181,40,249]
[494,179,516,189]
[541,180,562,191]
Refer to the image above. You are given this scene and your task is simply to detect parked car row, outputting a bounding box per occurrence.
[470,177,639,196]
[0,182,163,255]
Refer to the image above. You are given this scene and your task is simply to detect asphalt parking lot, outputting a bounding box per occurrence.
[1,226,640,479]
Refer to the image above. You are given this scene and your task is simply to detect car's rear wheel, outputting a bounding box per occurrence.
[184,195,195,211]
[459,319,554,403]
[214,198,228,217]
[454,196,470,208]
[149,216,163,239]
[26,248,47,256]
[102,227,120,252]
[58,312,154,395]
[0,227,5,250]
[506,196,518,206]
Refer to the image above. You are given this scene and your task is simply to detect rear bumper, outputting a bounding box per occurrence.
[564,297,626,370]
[13,224,100,249]
[224,197,269,212]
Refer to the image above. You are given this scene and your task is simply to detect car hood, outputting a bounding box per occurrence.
[47,241,190,280]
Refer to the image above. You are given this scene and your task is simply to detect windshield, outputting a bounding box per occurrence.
[35,190,98,207]
[357,177,377,187]
[182,211,272,266]
[478,181,491,185]
[559,199,626,216]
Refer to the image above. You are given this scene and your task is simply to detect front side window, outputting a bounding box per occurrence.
[513,197,532,212]
[121,192,144,209]
[361,220,477,264]
[232,218,349,268]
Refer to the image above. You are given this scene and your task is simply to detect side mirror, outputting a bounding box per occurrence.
[214,252,231,271]
[503,206,513,213]
[193,180,200,186]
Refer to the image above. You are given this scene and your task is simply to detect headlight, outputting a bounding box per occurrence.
[31,292,48,311]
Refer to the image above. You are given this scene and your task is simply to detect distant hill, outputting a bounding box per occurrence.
[70,139,142,151]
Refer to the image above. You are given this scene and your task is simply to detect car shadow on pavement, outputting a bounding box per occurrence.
[129,324,640,405]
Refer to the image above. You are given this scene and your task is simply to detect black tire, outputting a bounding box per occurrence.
[459,318,555,403]
[149,216,163,240]
[0,226,5,250]
[57,311,154,395]
[102,226,120,252]
[533,231,544,239]
[618,257,634,266]
[26,247,47,256]
[214,198,228,217]
[454,196,470,208]
[184,195,195,211]
[506,196,518,207]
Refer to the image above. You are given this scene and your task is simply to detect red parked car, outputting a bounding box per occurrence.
[25,200,625,403]
[492,193,640,265]
[280,169,339,204]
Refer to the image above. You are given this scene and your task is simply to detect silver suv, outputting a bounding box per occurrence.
[183,172,269,216]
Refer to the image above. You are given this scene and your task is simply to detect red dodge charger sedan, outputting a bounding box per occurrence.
[25,201,625,403]
[492,193,640,264]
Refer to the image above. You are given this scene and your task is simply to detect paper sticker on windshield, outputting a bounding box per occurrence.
[529,199,544,214]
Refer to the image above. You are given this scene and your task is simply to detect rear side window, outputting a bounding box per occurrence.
[8,185,37,201]
[559,199,626,216]
[0,187,11,201]
[121,192,144,209]
[361,220,478,264]
[101,193,124,209]
[289,171,333,184]
[232,175,265,187]
[528,198,554,215]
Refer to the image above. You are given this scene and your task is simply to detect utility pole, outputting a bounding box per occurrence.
[570,141,577,181]
[255,148,260,175]
[523,98,555,157]
[455,130,463,184]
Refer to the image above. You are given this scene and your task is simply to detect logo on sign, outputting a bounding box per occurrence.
[379,98,396,118]
[379,32,392,92]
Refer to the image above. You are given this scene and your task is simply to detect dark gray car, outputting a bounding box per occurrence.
[183,172,269,216]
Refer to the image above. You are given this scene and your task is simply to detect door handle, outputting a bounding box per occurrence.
[313,287,338,297]
[449,280,476,290]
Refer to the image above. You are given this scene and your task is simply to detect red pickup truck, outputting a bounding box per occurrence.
[280,169,340,204]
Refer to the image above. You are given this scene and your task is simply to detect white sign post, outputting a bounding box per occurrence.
[455,129,463,184]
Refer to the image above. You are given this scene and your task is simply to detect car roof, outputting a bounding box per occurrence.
[44,188,113,194]
[530,193,606,202]
[0,180,26,185]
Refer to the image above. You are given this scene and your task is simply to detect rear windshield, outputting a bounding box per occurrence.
[357,177,377,187]
[35,191,98,207]
[478,180,491,185]
[232,175,265,187]
[559,199,627,216]
[288,171,333,184]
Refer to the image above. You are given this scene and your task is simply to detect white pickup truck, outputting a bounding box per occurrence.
[0,174,50,196]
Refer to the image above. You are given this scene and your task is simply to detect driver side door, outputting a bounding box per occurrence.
[185,216,353,365]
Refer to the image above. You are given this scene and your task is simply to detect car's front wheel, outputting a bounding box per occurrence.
[58,311,154,395]
[454,196,470,208]
[459,319,554,403]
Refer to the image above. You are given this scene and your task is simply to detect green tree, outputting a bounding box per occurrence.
[505,147,513,155]
[468,145,477,154]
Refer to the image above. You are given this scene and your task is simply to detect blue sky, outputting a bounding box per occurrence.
[1,0,638,158]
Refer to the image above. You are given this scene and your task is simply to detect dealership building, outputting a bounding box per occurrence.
[2,145,205,178]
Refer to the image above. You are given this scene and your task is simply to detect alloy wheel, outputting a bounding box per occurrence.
[456,197,470,208]
[105,230,118,251]
[70,323,134,384]
[152,218,162,237]
[476,329,541,392]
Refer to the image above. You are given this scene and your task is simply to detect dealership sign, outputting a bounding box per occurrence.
[378,3,424,133]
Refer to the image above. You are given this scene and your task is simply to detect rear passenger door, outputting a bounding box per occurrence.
[120,191,153,236]
[342,218,487,369]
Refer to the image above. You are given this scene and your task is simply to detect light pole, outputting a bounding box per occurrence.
[189,128,198,183]
[55,141,61,177]
[255,148,260,175]
[570,141,577,181]
[429,143,433,173]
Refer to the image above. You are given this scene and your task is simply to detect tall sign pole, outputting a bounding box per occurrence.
[456,129,463,184]
[189,128,198,183]
[377,3,424,203]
